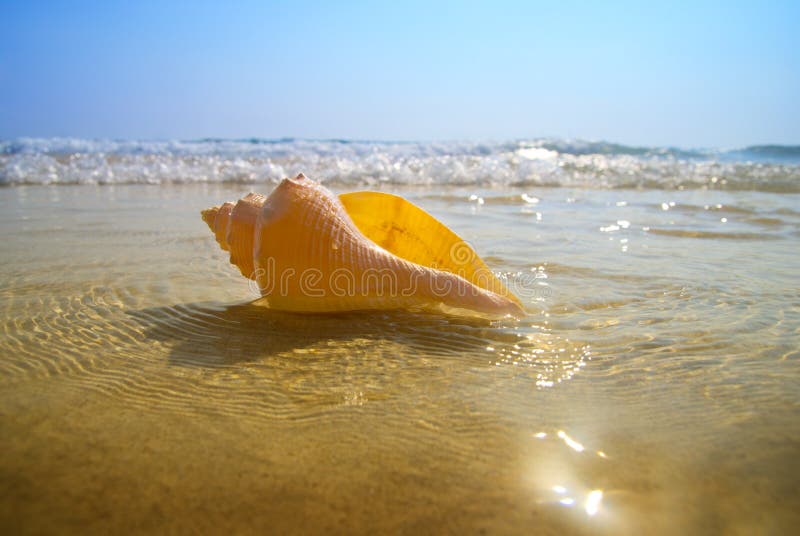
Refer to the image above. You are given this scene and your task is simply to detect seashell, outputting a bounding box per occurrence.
[201,174,524,318]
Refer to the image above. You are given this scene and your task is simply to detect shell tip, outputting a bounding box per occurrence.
[201,206,220,231]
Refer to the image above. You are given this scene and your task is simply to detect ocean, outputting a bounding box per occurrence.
[1,138,799,533]
[3,137,800,191]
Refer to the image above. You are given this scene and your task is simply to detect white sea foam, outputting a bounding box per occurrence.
[1,138,798,191]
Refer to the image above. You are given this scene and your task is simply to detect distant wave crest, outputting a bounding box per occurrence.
[1,138,799,191]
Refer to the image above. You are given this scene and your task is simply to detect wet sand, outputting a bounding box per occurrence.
[1,184,799,534]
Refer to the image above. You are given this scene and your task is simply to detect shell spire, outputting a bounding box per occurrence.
[202,174,525,319]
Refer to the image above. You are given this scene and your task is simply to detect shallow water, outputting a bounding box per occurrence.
[1,182,799,534]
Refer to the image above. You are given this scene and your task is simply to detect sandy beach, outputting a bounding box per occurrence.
[1,174,798,533]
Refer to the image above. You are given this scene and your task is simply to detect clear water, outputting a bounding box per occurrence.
[1,139,799,533]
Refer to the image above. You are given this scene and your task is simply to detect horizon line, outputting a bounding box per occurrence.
[2,136,800,153]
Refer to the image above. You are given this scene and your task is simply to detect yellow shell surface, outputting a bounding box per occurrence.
[339,191,523,309]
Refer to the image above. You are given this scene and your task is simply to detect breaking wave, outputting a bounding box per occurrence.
[2,137,799,191]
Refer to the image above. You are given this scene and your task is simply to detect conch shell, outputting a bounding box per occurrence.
[201,174,524,318]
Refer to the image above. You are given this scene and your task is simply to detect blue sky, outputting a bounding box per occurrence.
[1,0,798,147]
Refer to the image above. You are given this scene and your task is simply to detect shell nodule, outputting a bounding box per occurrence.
[202,174,524,319]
